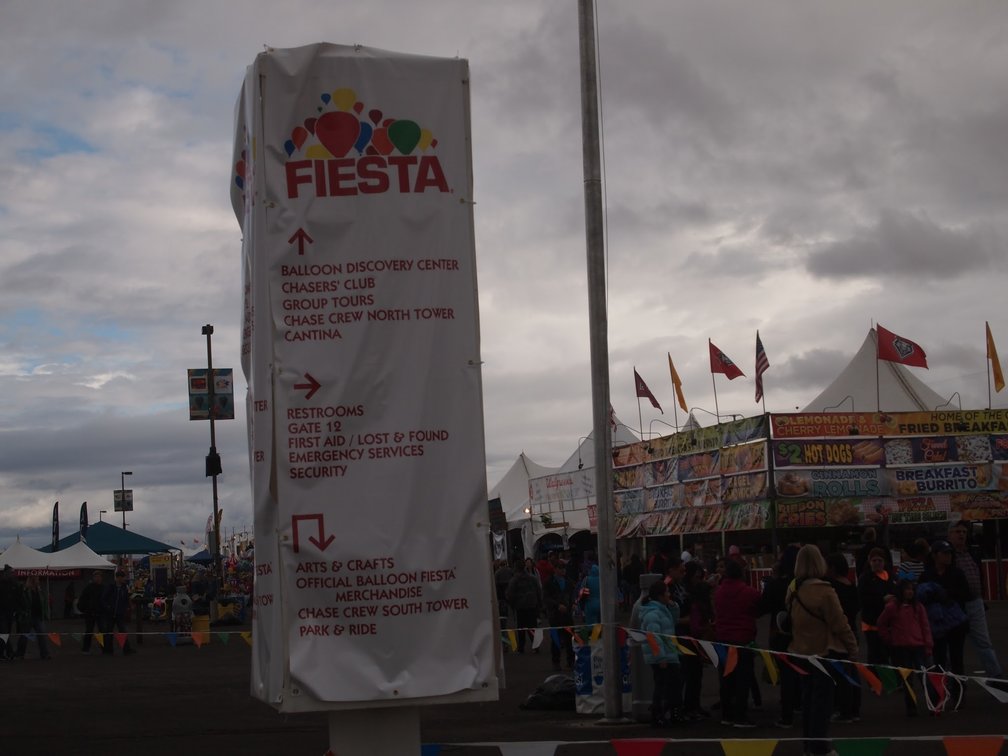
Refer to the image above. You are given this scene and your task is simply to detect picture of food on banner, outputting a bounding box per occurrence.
[648,435,676,459]
[850,439,885,465]
[719,441,767,475]
[950,492,1008,521]
[612,442,647,468]
[885,439,914,466]
[998,461,1008,492]
[644,484,680,512]
[683,479,720,507]
[678,450,719,480]
[613,467,644,490]
[722,472,768,502]
[775,470,811,497]
[956,435,993,463]
[992,436,1008,461]
[650,459,677,485]
[827,498,863,525]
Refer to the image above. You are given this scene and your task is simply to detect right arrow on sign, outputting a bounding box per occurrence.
[293,372,321,400]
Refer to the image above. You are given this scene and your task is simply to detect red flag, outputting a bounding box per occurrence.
[755,331,769,403]
[876,324,928,368]
[709,340,744,379]
[634,369,663,413]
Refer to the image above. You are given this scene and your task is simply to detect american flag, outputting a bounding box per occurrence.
[755,331,770,403]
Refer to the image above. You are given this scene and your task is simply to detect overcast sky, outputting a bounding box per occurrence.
[2,1,1007,549]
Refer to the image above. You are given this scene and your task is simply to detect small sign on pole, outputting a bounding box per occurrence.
[113,490,134,512]
[188,368,235,420]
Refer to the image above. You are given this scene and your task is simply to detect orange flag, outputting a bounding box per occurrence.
[722,645,739,677]
[856,663,883,696]
[943,736,1005,756]
[987,322,1005,392]
[47,633,62,647]
[667,353,688,412]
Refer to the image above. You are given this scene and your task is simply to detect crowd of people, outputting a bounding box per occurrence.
[0,554,256,660]
[496,521,1003,756]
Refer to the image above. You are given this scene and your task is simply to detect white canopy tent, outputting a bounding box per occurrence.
[488,421,640,555]
[0,539,114,573]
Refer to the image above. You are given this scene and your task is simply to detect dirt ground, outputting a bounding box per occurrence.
[3,606,1008,755]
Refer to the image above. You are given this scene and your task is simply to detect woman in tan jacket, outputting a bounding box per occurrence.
[787,545,858,756]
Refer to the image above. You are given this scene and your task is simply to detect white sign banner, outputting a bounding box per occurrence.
[235,43,497,710]
[528,468,595,509]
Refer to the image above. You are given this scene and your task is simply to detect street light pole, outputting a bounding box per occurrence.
[202,324,224,589]
[120,470,132,530]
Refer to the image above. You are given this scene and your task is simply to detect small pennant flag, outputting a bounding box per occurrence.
[217,632,231,645]
[645,632,661,657]
[987,322,1005,392]
[496,744,564,756]
[833,739,891,756]
[976,677,1008,704]
[856,663,883,695]
[421,745,445,756]
[722,645,739,677]
[899,668,918,704]
[589,624,602,642]
[720,739,780,756]
[634,369,663,413]
[240,631,253,646]
[775,652,810,676]
[166,632,178,647]
[193,632,208,648]
[114,632,128,649]
[612,740,668,756]
[942,736,1005,756]
[505,630,517,652]
[667,354,688,412]
[47,633,61,647]
[94,632,104,649]
[759,649,779,685]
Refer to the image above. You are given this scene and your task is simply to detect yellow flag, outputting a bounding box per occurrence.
[987,322,1005,392]
[668,353,688,412]
[720,739,779,756]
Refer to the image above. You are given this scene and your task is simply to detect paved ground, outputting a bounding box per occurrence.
[4,606,1008,755]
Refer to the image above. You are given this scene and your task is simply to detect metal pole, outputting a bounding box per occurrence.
[577,0,622,722]
[203,324,224,589]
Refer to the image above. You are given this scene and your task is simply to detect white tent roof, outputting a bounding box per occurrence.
[46,541,115,570]
[0,539,114,571]
[488,452,557,527]
[802,328,949,412]
[488,419,641,532]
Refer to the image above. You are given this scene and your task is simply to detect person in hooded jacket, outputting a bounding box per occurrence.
[877,578,932,716]
[638,578,685,727]
[713,558,762,728]
[788,544,858,756]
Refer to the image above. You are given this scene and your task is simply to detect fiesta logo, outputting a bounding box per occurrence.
[277,87,448,199]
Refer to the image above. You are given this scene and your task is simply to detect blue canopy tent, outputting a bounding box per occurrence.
[40,520,178,556]
[186,548,213,565]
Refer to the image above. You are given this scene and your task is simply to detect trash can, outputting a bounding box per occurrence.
[630,573,662,722]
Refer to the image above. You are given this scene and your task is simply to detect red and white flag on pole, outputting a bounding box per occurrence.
[876,324,928,368]
[634,369,663,413]
[755,331,770,403]
[709,340,744,380]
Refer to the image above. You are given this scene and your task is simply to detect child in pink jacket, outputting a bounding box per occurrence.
[877,579,933,716]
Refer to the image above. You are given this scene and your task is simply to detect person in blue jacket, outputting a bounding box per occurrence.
[638,578,685,727]
[582,562,602,626]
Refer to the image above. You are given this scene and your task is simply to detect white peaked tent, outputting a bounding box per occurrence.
[488,452,557,529]
[45,541,115,570]
[803,328,948,412]
[488,420,641,555]
[0,539,114,571]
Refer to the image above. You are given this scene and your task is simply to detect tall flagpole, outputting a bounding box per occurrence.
[578,0,622,721]
[875,327,881,412]
[987,323,993,410]
[709,340,721,420]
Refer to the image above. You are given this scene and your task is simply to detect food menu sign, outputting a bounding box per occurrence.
[770,411,1008,527]
[235,45,496,710]
[611,416,771,534]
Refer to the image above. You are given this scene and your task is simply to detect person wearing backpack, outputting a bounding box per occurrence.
[877,579,932,716]
[505,560,542,653]
[788,544,858,756]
